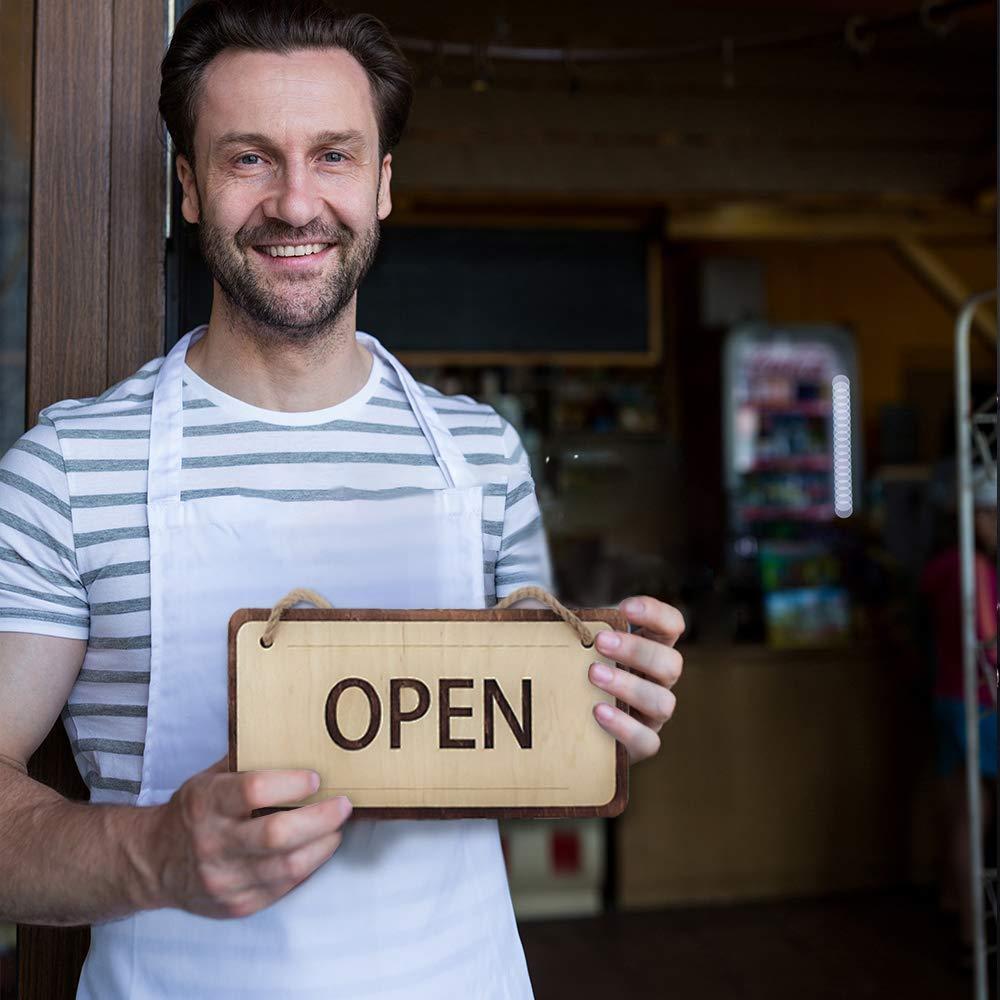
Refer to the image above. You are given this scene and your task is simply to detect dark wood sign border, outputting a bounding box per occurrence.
[229,607,629,819]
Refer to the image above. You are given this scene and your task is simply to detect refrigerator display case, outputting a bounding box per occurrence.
[723,325,861,647]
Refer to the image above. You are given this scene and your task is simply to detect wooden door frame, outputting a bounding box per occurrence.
[18,1,165,996]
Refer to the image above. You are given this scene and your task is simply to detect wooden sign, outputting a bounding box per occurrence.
[228,608,629,818]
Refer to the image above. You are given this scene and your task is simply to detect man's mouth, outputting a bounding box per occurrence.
[254,242,333,258]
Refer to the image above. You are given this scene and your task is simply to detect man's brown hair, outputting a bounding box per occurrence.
[160,0,413,163]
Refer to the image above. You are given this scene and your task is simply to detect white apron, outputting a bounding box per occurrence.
[77,330,534,1000]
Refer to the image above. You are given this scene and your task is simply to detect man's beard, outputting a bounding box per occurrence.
[197,213,380,343]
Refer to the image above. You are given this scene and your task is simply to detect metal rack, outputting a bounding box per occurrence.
[954,289,998,1000]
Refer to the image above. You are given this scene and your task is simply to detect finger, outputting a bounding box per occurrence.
[618,596,685,645]
[589,662,676,726]
[243,795,353,855]
[253,829,345,891]
[594,629,683,686]
[213,769,321,817]
[594,702,660,764]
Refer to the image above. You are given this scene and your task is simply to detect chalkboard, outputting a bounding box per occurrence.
[168,215,658,362]
[358,226,657,361]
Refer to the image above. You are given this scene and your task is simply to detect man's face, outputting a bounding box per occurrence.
[176,47,392,335]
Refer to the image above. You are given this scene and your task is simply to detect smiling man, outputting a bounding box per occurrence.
[0,3,683,998]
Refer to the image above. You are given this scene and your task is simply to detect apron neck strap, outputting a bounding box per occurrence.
[148,329,199,505]
[356,332,478,489]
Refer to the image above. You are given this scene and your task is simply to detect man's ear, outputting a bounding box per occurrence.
[376,153,393,221]
[176,155,201,224]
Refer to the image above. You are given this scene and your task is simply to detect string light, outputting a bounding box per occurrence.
[396,0,985,76]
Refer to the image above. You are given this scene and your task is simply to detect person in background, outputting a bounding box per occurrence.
[921,463,997,960]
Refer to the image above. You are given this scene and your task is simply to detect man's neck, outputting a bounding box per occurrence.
[185,288,373,413]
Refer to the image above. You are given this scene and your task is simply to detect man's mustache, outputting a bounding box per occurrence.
[236,222,351,249]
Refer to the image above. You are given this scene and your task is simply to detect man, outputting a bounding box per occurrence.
[0,2,684,997]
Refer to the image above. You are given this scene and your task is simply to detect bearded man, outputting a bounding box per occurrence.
[0,3,684,997]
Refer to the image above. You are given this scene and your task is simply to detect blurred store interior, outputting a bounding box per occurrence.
[1,0,998,997]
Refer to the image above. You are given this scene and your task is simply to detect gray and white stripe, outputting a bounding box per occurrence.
[0,348,550,805]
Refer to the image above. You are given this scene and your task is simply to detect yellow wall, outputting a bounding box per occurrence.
[754,241,995,440]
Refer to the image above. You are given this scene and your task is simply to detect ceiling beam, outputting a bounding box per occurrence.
[894,237,997,344]
[666,201,995,242]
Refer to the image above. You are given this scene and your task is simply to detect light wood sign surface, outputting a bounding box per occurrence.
[229,608,628,818]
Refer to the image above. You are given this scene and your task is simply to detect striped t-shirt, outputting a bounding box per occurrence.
[0,339,549,800]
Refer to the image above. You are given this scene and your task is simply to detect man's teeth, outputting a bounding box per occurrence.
[263,243,329,257]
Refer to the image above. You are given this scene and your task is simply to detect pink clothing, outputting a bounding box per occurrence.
[921,547,996,706]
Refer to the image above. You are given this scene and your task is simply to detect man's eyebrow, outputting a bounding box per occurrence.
[311,129,367,148]
[214,130,368,151]
[214,131,275,151]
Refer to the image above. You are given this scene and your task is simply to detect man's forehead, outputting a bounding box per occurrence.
[197,47,378,151]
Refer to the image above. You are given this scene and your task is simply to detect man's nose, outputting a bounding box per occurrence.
[264,164,323,230]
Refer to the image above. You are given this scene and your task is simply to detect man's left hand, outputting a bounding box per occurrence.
[588,596,684,764]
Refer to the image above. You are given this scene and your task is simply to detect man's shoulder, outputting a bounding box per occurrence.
[374,361,508,433]
[418,382,490,414]
[38,355,164,429]
[2,418,69,486]
[373,359,487,412]
[404,377,530,471]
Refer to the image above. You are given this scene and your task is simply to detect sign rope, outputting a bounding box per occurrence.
[260,586,595,649]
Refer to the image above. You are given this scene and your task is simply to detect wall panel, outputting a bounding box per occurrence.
[20,1,166,996]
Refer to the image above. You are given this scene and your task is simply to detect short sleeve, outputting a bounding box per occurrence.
[0,420,89,638]
[495,420,553,599]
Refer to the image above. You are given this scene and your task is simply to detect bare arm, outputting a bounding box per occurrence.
[0,632,352,926]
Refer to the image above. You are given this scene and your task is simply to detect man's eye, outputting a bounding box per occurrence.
[323,151,345,164]
[237,154,261,166]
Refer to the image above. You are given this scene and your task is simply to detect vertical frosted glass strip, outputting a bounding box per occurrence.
[831,375,853,518]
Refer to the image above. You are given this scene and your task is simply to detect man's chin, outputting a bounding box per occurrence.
[234,270,339,325]
[232,294,345,333]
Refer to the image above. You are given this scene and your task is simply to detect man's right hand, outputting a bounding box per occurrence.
[1,633,353,926]
[143,759,352,919]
